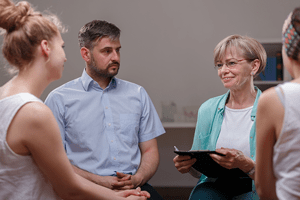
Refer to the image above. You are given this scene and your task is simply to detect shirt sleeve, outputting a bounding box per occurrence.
[138,87,165,143]
[44,91,66,149]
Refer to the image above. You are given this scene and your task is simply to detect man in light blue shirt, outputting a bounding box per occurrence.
[45,20,165,200]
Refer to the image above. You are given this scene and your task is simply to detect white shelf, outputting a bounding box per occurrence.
[254,81,283,84]
[162,122,196,128]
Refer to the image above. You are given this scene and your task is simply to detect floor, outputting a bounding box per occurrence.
[154,187,193,200]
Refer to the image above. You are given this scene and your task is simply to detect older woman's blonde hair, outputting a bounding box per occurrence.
[214,35,267,76]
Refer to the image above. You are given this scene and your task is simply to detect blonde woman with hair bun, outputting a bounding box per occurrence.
[0,0,149,199]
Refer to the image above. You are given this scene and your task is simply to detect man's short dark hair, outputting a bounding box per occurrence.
[78,20,120,50]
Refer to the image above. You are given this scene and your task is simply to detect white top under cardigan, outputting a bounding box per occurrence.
[0,93,61,200]
[216,106,253,158]
[189,105,253,178]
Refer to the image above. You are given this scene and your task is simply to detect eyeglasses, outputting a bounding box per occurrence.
[214,59,248,70]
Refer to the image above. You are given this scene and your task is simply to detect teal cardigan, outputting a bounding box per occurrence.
[190,87,261,199]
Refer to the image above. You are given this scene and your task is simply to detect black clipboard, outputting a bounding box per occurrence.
[174,150,248,178]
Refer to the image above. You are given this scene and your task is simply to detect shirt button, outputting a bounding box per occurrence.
[251,155,254,157]
[114,157,116,160]
[108,123,111,126]
[105,106,108,109]
[111,140,113,143]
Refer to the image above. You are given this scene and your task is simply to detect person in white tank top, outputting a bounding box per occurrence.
[0,1,149,200]
[255,7,300,200]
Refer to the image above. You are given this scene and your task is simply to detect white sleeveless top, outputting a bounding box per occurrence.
[274,83,300,200]
[0,93,61,200]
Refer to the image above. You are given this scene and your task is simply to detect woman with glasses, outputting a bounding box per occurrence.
[255,7,300,200]
[173,34,266,200]
[0,0,150,199]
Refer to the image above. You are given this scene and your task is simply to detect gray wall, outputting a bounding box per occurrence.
[1,0,299,187]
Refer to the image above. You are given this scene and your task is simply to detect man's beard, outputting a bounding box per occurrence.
[88,55,120,78]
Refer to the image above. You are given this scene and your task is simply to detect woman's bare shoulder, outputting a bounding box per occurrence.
[16,101,56,129]
[258,87,279,106]
[257,86,284,128]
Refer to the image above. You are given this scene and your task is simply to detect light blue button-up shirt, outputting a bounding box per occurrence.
[45,69,165,176]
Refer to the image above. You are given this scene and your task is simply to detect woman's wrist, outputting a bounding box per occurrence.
[238,157,255,179]
[246,164,255,176]
[240,157,255,174]
[189,167,202,178]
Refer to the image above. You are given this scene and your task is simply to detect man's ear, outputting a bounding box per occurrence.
[80,47,91,63]
[41,40,50,57]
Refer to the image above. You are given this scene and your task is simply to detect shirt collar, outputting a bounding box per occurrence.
[251,86,262,119]
[81,69,94,91]
[80,69,117,91]
[217,86,262,120]
[109,77,117,89]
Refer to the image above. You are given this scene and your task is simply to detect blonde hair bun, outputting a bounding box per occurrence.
[0,0,38,33]
[0,0,65,70]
